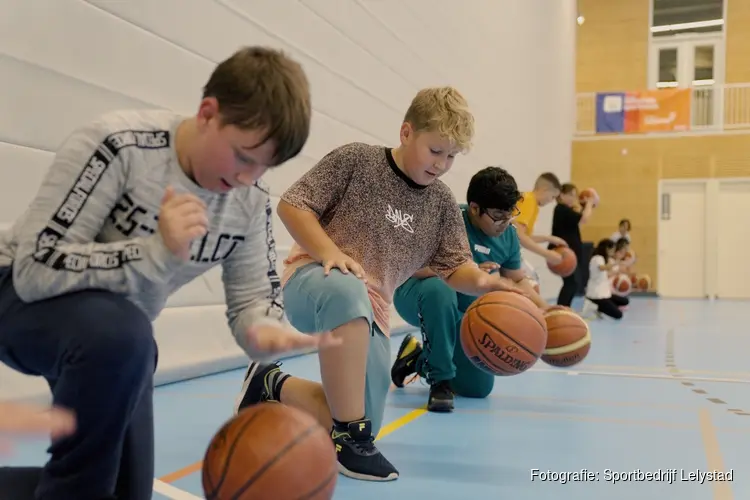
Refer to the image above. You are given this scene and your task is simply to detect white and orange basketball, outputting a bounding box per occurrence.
[611,273,631,296]
[541,307,591,368]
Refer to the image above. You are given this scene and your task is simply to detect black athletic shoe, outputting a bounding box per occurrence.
[390,334,422,388]
[234,361,282,413]
[332,419,399,481]
[427,380,454,412]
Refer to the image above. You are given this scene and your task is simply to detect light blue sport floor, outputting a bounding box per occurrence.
[6,297,749,499]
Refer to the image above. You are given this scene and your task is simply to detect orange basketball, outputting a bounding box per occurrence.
[202,403,337,500]
[611,273,631,296]
[629,273,638,286]
[636,274,651,291]
[546,247,577,277]
[460,291,548,376]
[578,187,600,207]
[542,308,591,367]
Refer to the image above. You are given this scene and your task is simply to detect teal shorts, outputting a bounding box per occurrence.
[283,263,391,436]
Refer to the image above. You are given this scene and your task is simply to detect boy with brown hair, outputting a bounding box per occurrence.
[0,46,325,499]
[235,87,526,482]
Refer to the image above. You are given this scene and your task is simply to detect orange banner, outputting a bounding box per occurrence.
[623,89,691,133]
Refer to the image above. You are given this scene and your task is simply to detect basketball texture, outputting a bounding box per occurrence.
[202,403,337,500]
[579,187,600,207]
[460,291,548,376]
[547,247,577,277]
[542,308,591,367]
[611,273,631,296]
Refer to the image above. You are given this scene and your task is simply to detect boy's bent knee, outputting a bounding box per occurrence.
[65,291,156,375]
[284,264,373,333]
[416,277,457,309]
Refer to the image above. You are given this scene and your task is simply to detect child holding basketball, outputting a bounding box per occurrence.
[235,87,526,482]
[582,239,629,319]
[514,173,567,277]
[390,166,549,413]
[551,183,594,307]
[0,47,327,500]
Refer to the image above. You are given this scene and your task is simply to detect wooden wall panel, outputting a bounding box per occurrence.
[571,134,750,291]
[576,0,650,92]
[726,0,750,83]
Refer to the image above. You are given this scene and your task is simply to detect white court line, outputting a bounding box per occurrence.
[153,479,204,500]
[532,368,750,385]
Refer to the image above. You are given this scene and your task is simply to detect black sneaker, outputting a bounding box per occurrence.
[427,380,454,413]
[332,419,399,481]
[234,361,282,413]
[390,334,422,388]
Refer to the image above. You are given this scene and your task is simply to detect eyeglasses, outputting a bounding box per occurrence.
[483,207,521,226]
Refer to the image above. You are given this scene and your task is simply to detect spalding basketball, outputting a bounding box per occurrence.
[579,188,600,207]
[611,274,631,296]
[547,247,577,277]
[460,291,547,376]
[202,403,337,500]
[636,274,651,291]
[542,308,591,367]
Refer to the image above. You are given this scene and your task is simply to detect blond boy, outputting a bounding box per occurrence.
[235,87,525,481]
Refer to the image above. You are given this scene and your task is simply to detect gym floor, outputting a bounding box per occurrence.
[7,297,748,499]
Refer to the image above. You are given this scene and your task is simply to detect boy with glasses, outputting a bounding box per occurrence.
[390,167,548,412]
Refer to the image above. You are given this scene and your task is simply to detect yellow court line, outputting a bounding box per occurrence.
[376,406,428,441]
[698,409,735,500]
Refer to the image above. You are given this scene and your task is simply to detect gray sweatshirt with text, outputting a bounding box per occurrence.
[0,109,284,352]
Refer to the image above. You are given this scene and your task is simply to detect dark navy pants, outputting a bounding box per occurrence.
[0,267,157,500]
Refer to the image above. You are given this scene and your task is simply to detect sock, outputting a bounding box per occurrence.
[265,368,291,402]
[332,417,366,433]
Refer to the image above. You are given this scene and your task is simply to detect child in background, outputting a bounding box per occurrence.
[610,219,631,243]
[614,237,634,272]
[550,183,594,307]
[513,173,567,280]
[582,239,629,319]
[234,86,526,482]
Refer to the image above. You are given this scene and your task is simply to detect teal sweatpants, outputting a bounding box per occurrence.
[282,263,391,437]
[393,276,494,398]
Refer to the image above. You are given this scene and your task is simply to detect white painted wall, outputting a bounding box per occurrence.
[0,0,576,402]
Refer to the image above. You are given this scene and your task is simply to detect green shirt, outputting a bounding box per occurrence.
[456,204,522,310]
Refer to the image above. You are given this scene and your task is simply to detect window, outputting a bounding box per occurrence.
[649,0,725,128]
[652,0,724,37]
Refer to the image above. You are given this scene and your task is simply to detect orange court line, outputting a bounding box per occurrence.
[159,382,403,483]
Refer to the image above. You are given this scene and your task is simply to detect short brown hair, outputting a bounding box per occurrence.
[535,172,562,191]
[403,86,475,153]
[203,46,312,166]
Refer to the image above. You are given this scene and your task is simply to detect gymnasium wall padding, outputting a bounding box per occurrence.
[0,0,577,401]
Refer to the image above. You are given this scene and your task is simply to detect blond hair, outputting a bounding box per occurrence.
[203,46,312,166]
[403,86,475,152]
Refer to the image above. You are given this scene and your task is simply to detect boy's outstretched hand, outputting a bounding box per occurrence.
[0,404,76,454]
[245,323,343,362]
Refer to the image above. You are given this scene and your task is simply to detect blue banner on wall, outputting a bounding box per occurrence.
[595,92,626,133]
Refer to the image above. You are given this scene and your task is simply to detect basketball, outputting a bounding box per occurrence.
[623,250,637,265]
[460,291,548,376]
[202,403,337,500]
[630,272,638,286]
[611,273,631,296]
[541,308,591,367]
[636,274,651,291]
[578,187,600,207]
[546,246,577,277]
